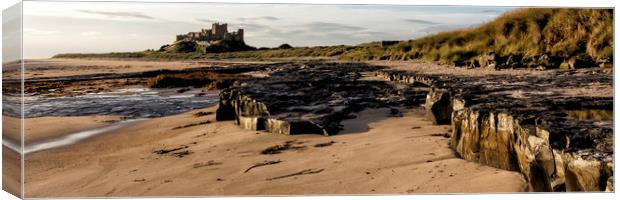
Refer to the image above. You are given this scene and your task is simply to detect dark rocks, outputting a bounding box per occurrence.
[424,88,452,124]
[375,68,613,192]
[314,141,337,148]
[373,70,455,124]
[216,62,426,135]
[596,58,612,68]
[380,41,400,47]
[445,52,598,70]
[478,52,498,69]
[560,55,596,70]
[212,60,612,192]
[504,54,522,68]
[389,108,403,117]
[193,111,213,117]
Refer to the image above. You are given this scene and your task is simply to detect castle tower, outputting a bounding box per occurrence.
[236,29,244,42]
[212,23,228,38]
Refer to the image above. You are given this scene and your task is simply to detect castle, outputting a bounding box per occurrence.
[176,23,244,44]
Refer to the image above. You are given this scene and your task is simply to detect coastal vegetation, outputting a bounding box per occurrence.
[54,45,354,61]
[54,8,613,69]
[340,8,613,69]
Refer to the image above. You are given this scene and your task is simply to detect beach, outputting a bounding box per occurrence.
[1,5,615,198]
[23,105,526,197]
[1,58,610,196]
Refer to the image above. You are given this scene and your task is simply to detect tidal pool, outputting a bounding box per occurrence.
[22,87,219,118]
[2,87,219,154]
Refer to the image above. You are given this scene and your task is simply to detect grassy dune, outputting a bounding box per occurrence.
[341,8,613,68]
[54,8,612,69]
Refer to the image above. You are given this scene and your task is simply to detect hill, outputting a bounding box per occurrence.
[159,40,256,54]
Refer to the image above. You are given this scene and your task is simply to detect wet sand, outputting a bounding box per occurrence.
[23,105,527,197]
[3,115,123,143]
[3,115,123,197]
[2,59,273,79]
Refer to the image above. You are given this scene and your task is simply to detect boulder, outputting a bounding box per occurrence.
[478,52,497,69]
[565,158,604,191]
[424,88,452,124]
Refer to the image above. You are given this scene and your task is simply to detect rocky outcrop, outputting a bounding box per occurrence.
[216,62,427,135]
[455,52,602,70]
[450,106,613,192]
[375,68,613,192]
[212,61,612,192]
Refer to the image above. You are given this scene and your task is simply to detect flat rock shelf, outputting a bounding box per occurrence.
[215,61,613,192]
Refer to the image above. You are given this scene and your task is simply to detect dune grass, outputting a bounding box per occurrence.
[340,8,613,67]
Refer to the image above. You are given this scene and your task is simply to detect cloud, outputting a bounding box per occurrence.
[305,22,366,32]
[237,16,280,21]
[403,19,439,25]
[234,23,270,31]
[77,10,154,20]
[196,18,216,23]
[249,22,370,44]
[263,28,305,37]
[259,16,279,21]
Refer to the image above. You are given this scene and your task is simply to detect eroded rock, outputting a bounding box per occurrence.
[213,61,612,192]
[424,88,452,124]
[216,62,427,135]
[375,68,613,192]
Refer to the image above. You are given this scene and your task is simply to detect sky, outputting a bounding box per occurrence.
[22,1,515,58]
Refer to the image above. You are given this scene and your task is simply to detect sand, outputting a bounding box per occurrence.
[2,115,121,197]
[23,105,527,197]
[6,58,531,196]
[2,146,21,198]
[3,115,123,143]
[2,116,21,143]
